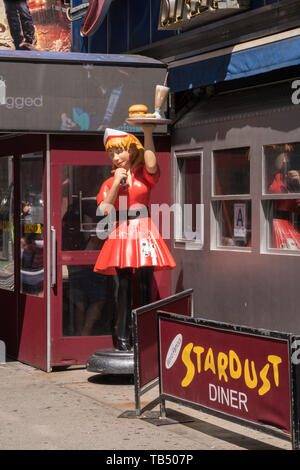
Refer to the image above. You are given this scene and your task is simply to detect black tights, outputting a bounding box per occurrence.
[115,267,154,344]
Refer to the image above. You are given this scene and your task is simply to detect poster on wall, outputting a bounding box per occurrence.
[0,0,71,52]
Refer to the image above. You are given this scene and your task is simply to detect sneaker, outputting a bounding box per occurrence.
[19,38,37,50]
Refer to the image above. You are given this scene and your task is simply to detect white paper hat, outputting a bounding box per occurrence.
[103,128,128,147]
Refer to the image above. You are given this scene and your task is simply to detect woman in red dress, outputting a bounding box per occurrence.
[94,125,176,351]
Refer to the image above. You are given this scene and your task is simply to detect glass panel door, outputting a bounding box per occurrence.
[61,165,115,338]
[20,153,44,296]
[0,156,14,291]
[51,155,117,367]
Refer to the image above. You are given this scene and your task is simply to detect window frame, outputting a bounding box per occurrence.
[261,141,300,255]
[211,146,252,252]
[173,148,203,250]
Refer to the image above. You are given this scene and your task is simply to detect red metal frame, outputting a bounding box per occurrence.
[0,135,48,370]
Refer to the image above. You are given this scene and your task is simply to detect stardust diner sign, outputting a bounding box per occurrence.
[158,315,291,433]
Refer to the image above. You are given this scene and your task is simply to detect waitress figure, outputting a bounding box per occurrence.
[94,126,176,351]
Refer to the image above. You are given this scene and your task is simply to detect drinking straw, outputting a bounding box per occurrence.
[163,71,169,86]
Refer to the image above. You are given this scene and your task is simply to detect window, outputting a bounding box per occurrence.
[62,265,115,337]
[262,143,300,253]
[61,165,112,252]
[0,156,14,291]
[20,153,44,296]
[174,150,203,249]
[212,147,251,250]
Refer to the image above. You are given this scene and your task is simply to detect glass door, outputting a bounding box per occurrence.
[18,150,48,370]
[50,152,117,367]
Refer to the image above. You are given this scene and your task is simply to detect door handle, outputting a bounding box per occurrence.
[51,226,56,288]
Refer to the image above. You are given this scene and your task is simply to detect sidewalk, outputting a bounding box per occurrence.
[0,359,292,451]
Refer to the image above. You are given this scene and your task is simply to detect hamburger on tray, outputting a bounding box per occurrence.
[128,104,156,118]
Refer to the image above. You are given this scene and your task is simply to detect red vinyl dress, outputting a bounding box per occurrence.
[269,172,300,249]
[94,164,176,275]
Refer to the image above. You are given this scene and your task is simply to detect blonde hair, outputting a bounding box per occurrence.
[105,133,144,170]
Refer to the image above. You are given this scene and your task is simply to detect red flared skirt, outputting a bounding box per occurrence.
[273,218,300,249]
[94,217,176,275]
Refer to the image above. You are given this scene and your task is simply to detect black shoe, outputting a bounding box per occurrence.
[19,39,37,50]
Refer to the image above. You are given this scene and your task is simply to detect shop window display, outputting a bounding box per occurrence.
[212,148,251,249]
[263,143,300,251]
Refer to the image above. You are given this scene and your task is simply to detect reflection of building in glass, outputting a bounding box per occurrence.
[20,153,44,297]
[0,157,14,291]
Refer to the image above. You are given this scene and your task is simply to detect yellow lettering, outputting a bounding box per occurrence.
[193,346,204,373]
[204,347,216,375]
[217,352,228,382]
[268,355,282,387]
[259,363,271,396]
[24,223,42,234]
[181,343,195,387]
[244,359,258,389]
[229,350,242,379]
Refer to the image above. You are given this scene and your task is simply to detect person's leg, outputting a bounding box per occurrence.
[115,268,133,351]
[81,301,105,336]
[135,267,154,307]
[73,301,86,335]
[4,0,23,49]
[18,1,36,47]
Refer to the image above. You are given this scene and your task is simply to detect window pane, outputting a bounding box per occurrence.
[214,148,250,195]
[264,143,300,194]
[62,165,112,251]
[215,200,251,248]
[63,265,115,337]
[263,200,300,250]
[0,156,14,290]
[20,153,44,296]
[177,155,202,240]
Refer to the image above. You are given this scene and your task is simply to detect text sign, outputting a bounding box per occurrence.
[158,0,250,30]
[0,55,165,133]
[159,315,291,434]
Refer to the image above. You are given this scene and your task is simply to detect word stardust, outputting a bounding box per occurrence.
[181,342,282,396]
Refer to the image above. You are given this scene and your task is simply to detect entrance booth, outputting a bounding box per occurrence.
[0,51,171,371]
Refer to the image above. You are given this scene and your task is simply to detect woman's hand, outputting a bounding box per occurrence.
[113,167,128,186]
[288,170,300,184]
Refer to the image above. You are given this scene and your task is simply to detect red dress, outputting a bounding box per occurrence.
[94,164,176,275]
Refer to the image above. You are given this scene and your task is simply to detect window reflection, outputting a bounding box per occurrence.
[265,144,300,194]
[63,265,116,336]
[62,165,112,251]
[0,157,14,290]
[214,148,250,195]
[20,153,44,297]
[177,155,202,240]
[264,144,300,251]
